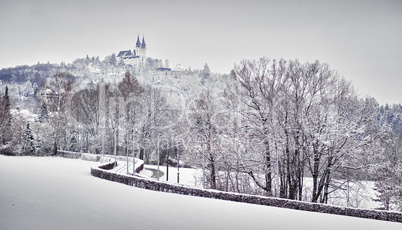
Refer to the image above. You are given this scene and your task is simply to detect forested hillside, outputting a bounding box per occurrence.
[1,56,401,211]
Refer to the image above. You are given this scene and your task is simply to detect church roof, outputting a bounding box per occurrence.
[117,50,139,59]
[117,50,131,57]
[125,56,139,59]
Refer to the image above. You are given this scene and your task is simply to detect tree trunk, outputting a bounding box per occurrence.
[321,158,333,204]
[279,161,287,198]
[208,142,217,189]
[263,125,272,195]
[311,148,320,202]
[264,143,272,194]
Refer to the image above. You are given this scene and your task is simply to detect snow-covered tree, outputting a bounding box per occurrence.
[37,72,76,152]
[202,63,210,78]
[188,89,222,189]
[371,119,402,211]
[118,70,145,163]
[226,57,378,202]
[0,86,13,154]
[225,58,284,196]
[22,123,36,155]
[70,88,99,152]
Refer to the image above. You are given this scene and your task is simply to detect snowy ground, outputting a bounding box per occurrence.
[0,156,401,230]
[139,164,203,187]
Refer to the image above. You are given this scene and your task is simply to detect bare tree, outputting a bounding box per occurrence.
[189,90,222,189]
[372,120,402,211]
[37,72,75,152]
[118,70,145,169]
[226,58,377,202]
[70,88,99,152]
[227,58,286,195]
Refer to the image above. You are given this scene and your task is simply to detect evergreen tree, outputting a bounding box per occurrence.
[0,86,12,152]
[23,123,36,155]
[202,63,210,78]
[200,63,211,85]
[37,103,49,122]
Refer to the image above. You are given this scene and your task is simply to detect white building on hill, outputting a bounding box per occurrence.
[117,35,146,68]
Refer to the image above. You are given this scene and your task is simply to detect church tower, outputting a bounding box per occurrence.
[135,35,141,56]
[134,35,146,67]
[140,36,146,66]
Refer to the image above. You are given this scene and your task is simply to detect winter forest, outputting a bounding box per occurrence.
[1,55,402,212]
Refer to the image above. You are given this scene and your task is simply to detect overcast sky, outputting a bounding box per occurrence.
[0,0,401,104]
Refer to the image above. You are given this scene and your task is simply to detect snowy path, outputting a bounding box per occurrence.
[110,161,165,179]
[140,167,165,179]
[0,156,401,230]
[114,162,128,174]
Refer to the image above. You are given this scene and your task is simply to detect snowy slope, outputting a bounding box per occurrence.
[0,156,400,230]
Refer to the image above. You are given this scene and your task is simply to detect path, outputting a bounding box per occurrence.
[143,167,164,179]
[112,161,164,180]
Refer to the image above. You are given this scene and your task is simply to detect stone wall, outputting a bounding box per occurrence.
[57,150,144,173]
[91,162,402,223]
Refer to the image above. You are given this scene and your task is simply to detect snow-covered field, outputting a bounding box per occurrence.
[0,156,401,230]
[139,164,203,187]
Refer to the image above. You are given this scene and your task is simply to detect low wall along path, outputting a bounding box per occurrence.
[91,161,402,223]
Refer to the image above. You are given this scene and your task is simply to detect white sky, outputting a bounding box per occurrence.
[0,0,401,104]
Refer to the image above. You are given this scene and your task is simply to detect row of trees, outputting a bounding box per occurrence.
[33,70,175,165]
[187,58,401,210]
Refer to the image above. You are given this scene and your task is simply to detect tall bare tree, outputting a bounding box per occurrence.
[38,72,75,152]
[189,89,222,189]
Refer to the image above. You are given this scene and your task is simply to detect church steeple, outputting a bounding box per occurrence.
[136,35,141,48]
[141,36,146,49]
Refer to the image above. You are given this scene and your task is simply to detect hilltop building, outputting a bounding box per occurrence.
[117,35,146,68]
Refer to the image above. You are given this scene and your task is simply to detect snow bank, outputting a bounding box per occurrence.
[92,161,402,223]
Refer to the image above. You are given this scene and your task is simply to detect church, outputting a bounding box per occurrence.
[117,35,146,67]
